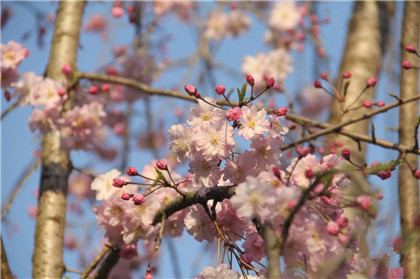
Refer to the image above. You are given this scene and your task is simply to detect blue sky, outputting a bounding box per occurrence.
[1,1,409,278]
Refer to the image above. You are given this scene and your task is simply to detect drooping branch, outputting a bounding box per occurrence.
[78,72,420,155]
[32,2,86,278]
[398,2,420,278]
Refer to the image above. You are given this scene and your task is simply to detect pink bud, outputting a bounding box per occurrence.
[412,169,420,179]
[341,148,351,160]
[113,123,125,135]
[133,193,145,205]
[375,101,385,107]
[363,100,372,108]
[61,64,72,76]
[289,124,296,130]
[297,146,310,157]
[194,92,201,99]
[88,86,98,95]
[23,48,30,58]
[310,14,318,23]
[4,90,11,102]
[320,72,328,81]
[144,271,153,279]
[266,77,275,88]
[406,44,417,54]
[184,84,197,96]
[127,5,135,13]
[343,72,351,79]
[215,85,226,96]
[336,216,348,229]
[314,80,322,88]
[272,166,281,180]
[225,107,242,121]
[156,160,168,170]
[106,66,119,76]
[58,88,66,96]
[112,177,126,188]
[367,77,377,87]
[326,221,340,236]
[356,195,372,210]
[317,47,326,56]
[127,167,138,176]
[121,193,131,200]
[112,7,124,18]
[101,83,110,91]
[402,60,412,70]
[377,170,391,180]
[275,107,287,116]
[246,74,254,86]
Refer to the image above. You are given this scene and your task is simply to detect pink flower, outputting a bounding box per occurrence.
[84,14,107,32]
[112,7,124,18]
[91,169,126,200]
[168,124,192,163]
[188,97,225,127]
[196,264,240,279]
[1,41,28,70]
[226,10,252,38]
[237,104,269,140]
[204,11,229,41]
[242,225,266,261]
[356,195,372,210]
[225,107,242,121]
[194,122,235,160]
[188,154,222,187]
[184,205,217,243]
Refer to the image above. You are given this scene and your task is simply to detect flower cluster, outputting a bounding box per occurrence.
[204,9,252,41]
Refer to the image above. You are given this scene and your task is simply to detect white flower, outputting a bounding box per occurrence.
[269,2,301,31]
[194,121,235,160]
[237,104,269,140]
[188,97,225,127]
[168,124,192,162]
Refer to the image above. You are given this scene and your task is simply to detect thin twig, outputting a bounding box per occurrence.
[80,245,111,279]
[1,100,19,121]
[1,159,41,220]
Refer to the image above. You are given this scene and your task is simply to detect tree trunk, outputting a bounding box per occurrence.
[326,1,394,261]
[398,2,420,278]
[32,2,86,278]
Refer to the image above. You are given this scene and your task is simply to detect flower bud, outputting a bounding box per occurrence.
[287,200,297,211]
[156,160,168,170]
[305,169,314,179]
[112,7,124,18]
[101,83,110,91]
[343,72,351,79]
[406,44,417,54]
[275,107,287,116]
[341,148,351,160]
[402,61,412,70]
[266,77,275,88]
[127,167,138,176]
[246,74,254,86]
[88,85,98,95]
[61,64,72,76]
[363,100,372,108]
[272,166,281,180]
[336,216,348,229]
[112,178,126,188]
[184,84,197,96]
[314,80,322,88]
[215,85,226,96]
[320,72,328,81]
[326,221,340,236]
[367,77,377,87]
[58,88,66,96]
[121,193,131,200]
[133,193,145,205]
[377,170,391,180]
[375,101,385,107]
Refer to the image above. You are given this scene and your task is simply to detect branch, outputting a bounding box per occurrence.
[1,159,41,220]
[280,95,420,152]
[0,100,18,121]
[91,247,120,279]
[152,186,236,225]
[398,2,420,278]
[261,225,281,279]
[79,72,420,155]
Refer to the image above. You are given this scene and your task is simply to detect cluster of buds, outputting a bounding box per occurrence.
[402,44,420,70]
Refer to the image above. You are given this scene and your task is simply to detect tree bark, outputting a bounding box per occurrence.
[326,2,394,261]
[32,2,86,278]
[1,237,13,279]
[398,2,420,278]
